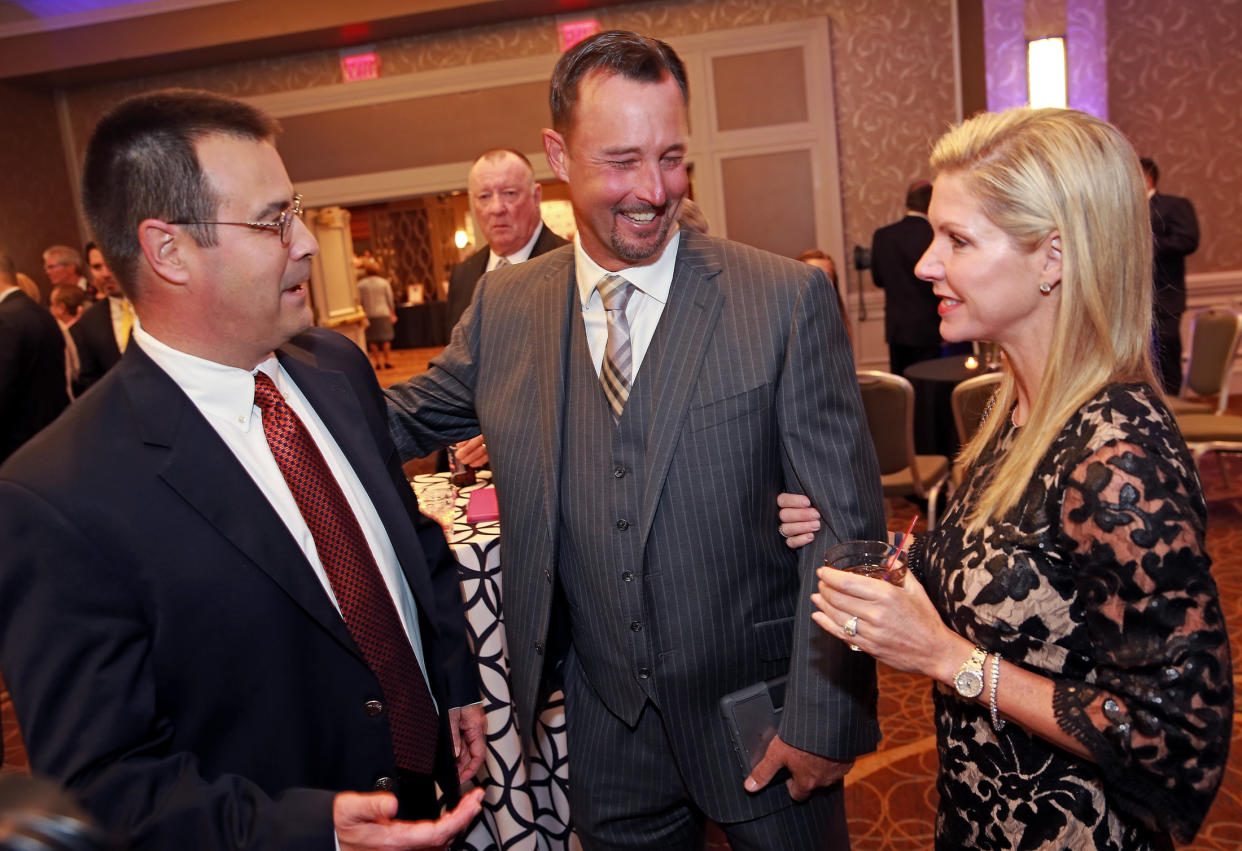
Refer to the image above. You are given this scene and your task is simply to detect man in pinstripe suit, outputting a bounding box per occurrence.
[385,30,885,849]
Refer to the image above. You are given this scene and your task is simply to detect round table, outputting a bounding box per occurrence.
[903,354,998,457]
[411,472,578,851]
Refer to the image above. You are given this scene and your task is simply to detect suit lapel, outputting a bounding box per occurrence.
[278,345,440,623]
[120,345,358,655]
[532,253,576,550]
[637,233,724,549]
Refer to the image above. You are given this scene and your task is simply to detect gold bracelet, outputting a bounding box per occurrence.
[989,652,1006,731]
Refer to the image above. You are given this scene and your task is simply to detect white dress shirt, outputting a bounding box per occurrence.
[131,323,434,694]
[574,228,681,380]
[487,222,548,272]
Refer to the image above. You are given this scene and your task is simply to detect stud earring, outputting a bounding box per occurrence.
[1039,282,1052,295]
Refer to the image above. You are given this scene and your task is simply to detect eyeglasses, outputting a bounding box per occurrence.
[170,194,304,245]
[43,262,69,271]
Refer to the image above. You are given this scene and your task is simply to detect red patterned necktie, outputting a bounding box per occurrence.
[253,371,438,773]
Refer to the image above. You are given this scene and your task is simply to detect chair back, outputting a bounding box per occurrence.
[856,370,916,477]
[1182,308,1242,412]
[952,372,1003,446]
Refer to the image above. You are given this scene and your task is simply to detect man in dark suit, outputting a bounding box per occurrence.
[69,242,129,393]
[41,244,92,304]
[870,180,944,378]
[385,31,884,849]
[441,149,567,471]
[0,89,483,850]
[1142,157,1200,395]
[0,251,68,464]
[446,149,567,334]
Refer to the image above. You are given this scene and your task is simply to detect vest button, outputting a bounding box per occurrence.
[613,466,625,478]
[363,700,384,717]
[622,571,634,582]
[544,568,552,583]
[374,776,395,792]
[630,620,642,632]
[534,640,545,656]
[616,519,630,530]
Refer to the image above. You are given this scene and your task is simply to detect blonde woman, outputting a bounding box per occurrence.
[782,108,1231,848]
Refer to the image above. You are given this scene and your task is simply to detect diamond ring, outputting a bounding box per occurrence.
[843,615,859,637]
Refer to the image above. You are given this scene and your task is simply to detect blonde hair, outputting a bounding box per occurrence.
[935,108,1157,529]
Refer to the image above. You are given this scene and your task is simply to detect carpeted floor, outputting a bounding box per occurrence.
[4,346,1240,849]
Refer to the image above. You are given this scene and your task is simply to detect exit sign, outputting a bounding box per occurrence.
[558,19,599,52]
[340,50,380,82]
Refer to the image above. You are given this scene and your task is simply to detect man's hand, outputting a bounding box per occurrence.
[743,735,853,801]
[449,703,487,782]
[453,435,488,468]
[335,787,484,850]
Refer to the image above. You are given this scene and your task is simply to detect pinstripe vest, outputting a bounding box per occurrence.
[558,300,664,724]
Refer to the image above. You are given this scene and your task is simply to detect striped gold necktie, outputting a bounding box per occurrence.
[597,273,635,421]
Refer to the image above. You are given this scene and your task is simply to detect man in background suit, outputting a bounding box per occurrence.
[69,243,130,393]
[870,180,944,378]
[0,251,68,464]
[0,89,483,849]
[41,245,91,304]
[385,30,884,849]
[1142,157,1200,395]
[441,149,567,471]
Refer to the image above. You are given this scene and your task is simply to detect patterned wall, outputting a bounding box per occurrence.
[1108,0,1242,275]
[61,0,958,276]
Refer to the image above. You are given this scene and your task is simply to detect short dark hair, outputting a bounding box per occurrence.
[51,283,90,316]
[1140,157,1159,185]
[549,30,688,135]
[905,180,933,213]
[80,88,279,298]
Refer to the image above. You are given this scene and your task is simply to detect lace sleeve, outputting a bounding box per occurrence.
[1056,439,1232,842]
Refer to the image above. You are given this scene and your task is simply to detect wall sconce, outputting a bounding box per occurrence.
[454,229,469,249]
[1027,36,1067,109]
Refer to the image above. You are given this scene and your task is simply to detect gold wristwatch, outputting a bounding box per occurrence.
[953,647,988,698]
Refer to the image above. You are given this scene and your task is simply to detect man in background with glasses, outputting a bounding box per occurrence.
[41,244,92,303]
[0,89,484,850]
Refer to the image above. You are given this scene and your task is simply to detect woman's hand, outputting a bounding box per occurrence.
[811,563,964,681]
[777,492,820,549]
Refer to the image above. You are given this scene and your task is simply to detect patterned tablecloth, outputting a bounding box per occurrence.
[412,473,579,851]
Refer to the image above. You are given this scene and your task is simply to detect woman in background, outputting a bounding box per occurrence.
[357,257,397,370]
[782,108,1232,849]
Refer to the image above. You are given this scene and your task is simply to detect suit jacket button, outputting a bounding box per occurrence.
[374,776,395,792]
[616,519,630,530]
[637,667,651,679]
[534,640,545,656]
[543,568,552,583]
[364,700,384,717]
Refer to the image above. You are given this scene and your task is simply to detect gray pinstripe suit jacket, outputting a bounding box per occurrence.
[385,230,885,816]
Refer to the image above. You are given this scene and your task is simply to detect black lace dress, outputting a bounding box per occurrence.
[921,383,1232,850]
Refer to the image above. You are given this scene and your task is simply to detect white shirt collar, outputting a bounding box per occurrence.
[132,321,278,432]
[574,227,681,309]
[488,222,546,271]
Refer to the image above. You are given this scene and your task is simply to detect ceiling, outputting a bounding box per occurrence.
[0,0,630,86]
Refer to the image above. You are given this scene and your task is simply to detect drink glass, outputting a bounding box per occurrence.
[420,482,458,535]
[823,540,908,650]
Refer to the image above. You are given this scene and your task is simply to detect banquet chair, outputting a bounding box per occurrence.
[951,372,1003,445]
[857,370,952,529]
[1167,307,1242,415]
[949,371,1003,486]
